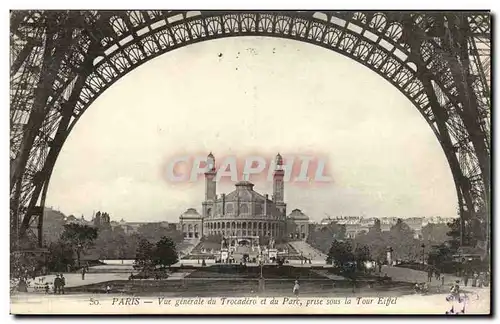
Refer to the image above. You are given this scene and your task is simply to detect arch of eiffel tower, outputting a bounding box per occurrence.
[10,11,490,256]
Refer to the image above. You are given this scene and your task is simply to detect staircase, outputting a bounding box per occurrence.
[289,241,328,263]
[177,239,200,256]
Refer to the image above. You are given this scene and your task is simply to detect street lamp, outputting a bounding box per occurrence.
[258,251,265,294]
[386,246,393,267]
[421,244,425,265]
[259,251,264,278]
[77,243,83,268]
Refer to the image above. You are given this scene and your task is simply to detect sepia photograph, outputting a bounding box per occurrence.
[9,9,491,315]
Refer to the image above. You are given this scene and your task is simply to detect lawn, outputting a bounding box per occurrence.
[184,265,328,279]
[65,277,415,297]
[63,264,415,296]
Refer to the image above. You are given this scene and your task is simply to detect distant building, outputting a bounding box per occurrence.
[319,217,334,225]
[287,209,310,240]
[404,217,425,239]
[60,212,176,234]
[93,211,111,229]
[65,214,90,226]
[178,208,203,239]
[110,220,174,234]
[312,215,455,239]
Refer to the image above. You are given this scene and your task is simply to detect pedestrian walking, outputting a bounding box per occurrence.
[413,282,421,294]
[60,274,66,294]
[471,271,478,287]
[293,280,300,296]
[17,277,28,292]
[427,268,433,283]
[447,279,462,312]
[449,280,460,296]
[54,274,61,294]
[81,267,86,280]
[463,271,469,287]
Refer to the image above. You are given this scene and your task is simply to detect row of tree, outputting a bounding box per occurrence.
[12,223,99,276]
[12,208,185,276]
[42,208,184,260]
[21,224,182,276]
[308,218,468,273]
[306,221,346,254]
[308,219,452,258]
[309,219,455,259]
[91,223,183,260]
[315,215,490,274]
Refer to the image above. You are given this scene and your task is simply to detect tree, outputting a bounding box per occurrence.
[60,223,98,267]
[386,219,421,262]
[137,223,184,243]
[153,236,179,269]
[46,241,75,272]
[371,218,382,233]
[42,208,67,243]
[114,233,130,260]
[389,219,415,239]
[327,240,354,268]
[92,227,113,259]
[134,238,155,272]
[354,245,371,271]
[422,223,451,243]
[307,222,346,254]
[90,225,139,259]
[427,243,455,273]
[354,219,387,264]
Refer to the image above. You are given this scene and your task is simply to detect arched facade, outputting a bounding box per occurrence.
[10,11,490,249]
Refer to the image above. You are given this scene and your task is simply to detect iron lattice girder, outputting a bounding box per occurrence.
[428,16,490,212]
[9,10,490,247]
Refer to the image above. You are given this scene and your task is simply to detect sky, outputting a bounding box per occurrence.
[45,36,458,223]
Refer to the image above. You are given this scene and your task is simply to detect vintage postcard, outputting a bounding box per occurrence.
[9,10,491,315]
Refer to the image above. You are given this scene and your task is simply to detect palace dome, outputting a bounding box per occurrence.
[225,181,267,202]
[180,208,202,220]
[288,209,309,220]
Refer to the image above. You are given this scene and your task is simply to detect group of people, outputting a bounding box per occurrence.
[427,267,445,285]
[14,267,93,294]
[13,273,66,294]
[53,274,66,294]
[414,282,430,294]
[418,265,490,297]
[461,270,490,288]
